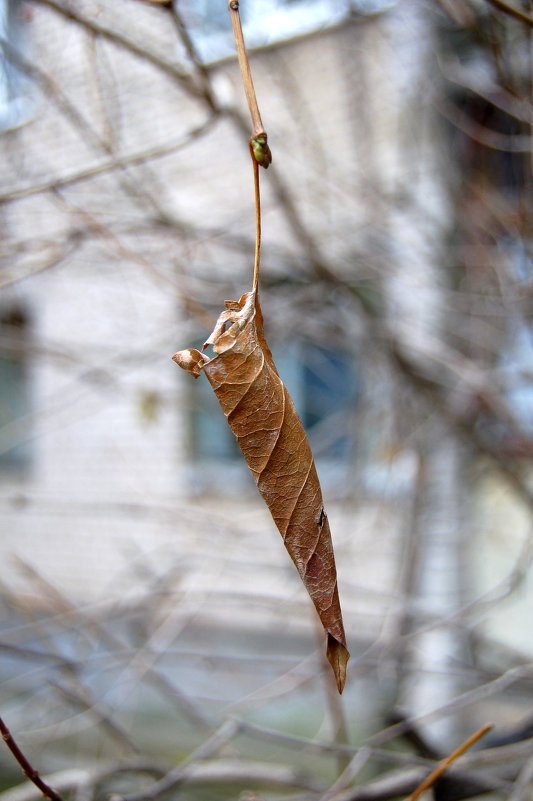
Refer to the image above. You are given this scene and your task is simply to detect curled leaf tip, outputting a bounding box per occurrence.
[327,634,350,694]
[172,348,209,378]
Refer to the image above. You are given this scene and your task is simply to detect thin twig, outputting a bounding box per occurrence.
[0,717,66,801]
[227,0,264,137]
[227,0,271,290]
[405,723,493,801]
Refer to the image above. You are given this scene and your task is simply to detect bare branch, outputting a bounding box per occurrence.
[482,0,533,27]
[0,717,66,801]
[406,724,493,801]
[0,116,218,205]
[117,718,240,801]
[29,0,200,95]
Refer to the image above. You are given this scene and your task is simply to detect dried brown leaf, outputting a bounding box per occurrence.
[173,290,349,692]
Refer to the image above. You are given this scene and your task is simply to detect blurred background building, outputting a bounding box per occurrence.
[1,0,533,795]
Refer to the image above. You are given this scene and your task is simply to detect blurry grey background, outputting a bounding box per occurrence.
[1,0,533,798]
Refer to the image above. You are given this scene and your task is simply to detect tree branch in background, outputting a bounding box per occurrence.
[30,0,198,93]
[482,0,533,27]
[0,717,66,801]
[406,723,493,801]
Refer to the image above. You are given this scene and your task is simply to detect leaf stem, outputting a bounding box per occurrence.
[251,146,261,291]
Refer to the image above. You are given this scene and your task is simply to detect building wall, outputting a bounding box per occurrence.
[0,0,450,649]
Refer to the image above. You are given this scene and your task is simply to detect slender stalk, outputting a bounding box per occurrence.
[227,0,264,137]
[227,1,271,168]
[0,716,66,801]
[228,0,271,291]
[251,148,261,291]
[406,723,493,801]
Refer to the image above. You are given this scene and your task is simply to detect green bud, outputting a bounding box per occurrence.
[251,135,272,169]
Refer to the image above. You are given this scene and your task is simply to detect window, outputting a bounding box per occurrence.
[0,303,31,472]
[299,343,358,461]
[0,0,33,133]
[186,339,359,492]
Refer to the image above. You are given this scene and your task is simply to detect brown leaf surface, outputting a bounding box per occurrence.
[173,290,349,692]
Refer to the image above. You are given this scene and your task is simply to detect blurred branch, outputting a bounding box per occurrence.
[433,0,477,28]
[120,756,326,794]
[439,58,533,126]
[505,754,533,801]
[117,718,239,801]
[0,37,119,162]
[436,97,533,152]
[29,0,201,97]
[331,765,512,801]
[10,559,210,732]
[389,340,533,511]
[482,0,533,27]
[0,231,83,289]
[48,678,143,755]
[0,762,168,801]
[0,115,217,205]
[0,757,324,801]
[0,641,79,671]
[318,747,372,801]
[170,4,212,96]
[134,0,173,6]
[368,664,533,755]
[0,35,199,230]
